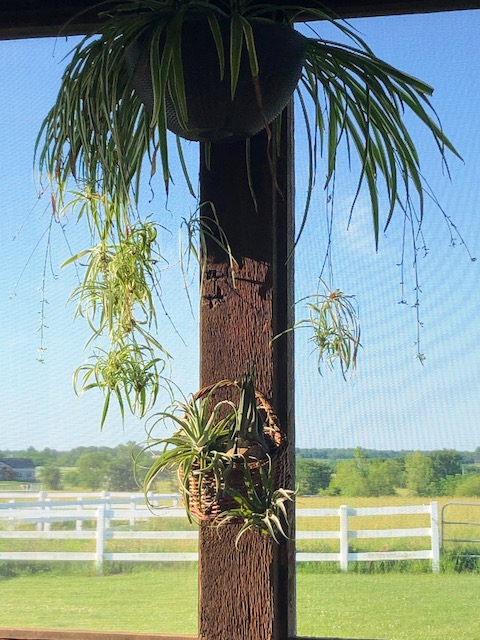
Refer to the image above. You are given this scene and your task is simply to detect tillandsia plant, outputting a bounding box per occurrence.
[226,370,276,460]
[137,375,289,533]
[36,0,461,419]
[215,459,295,545]
[138,382,237,518]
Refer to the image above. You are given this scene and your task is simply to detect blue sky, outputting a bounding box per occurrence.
[0,10,479,453]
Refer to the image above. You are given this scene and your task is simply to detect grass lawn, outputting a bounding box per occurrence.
[297,572,480,640]
[0,569,198,635]
[1,570,479,639]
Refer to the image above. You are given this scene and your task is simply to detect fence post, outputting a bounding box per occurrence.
[339,504,349,572]
[44,498,51,532]
[7,499,14,531]
[430,501,440,573]
[95,506,105,575]
[129,496,136,528]
[102,491,111,529]
[37,491,45,531]
[76,497,83,531]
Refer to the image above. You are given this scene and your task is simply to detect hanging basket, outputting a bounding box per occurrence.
[185,380,289,522]
[127,20,307,143]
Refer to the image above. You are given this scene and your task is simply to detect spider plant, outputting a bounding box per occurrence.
[215,459,295,545]
[138,382,236,519]
[301,283,361,377]
[36,0,459,421]
[37,0,458,240]
[73,342,165,428]
[274,280,361,378]
[62,214,170,425]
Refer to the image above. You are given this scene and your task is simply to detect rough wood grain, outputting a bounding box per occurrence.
[198,115,295,640]
[1,1,479,39]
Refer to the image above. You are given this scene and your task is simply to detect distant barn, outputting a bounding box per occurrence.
[0,458,36,482]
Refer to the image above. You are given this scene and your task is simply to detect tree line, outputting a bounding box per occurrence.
[2,444,480,496]
[296,448,480,497]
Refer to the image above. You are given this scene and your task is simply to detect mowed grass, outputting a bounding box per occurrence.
[297,572,480,640]
[0,569,198,634]
[0,569,479,639]
[1,495,479,638]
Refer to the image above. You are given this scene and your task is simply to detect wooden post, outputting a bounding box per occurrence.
[198,112,295,640]
[95,506,105,575]
[430,501,440,573]
[339,505,349,572]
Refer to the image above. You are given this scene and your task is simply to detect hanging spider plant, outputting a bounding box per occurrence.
[37,0,458,238]
[301,283,361,377]
[274,280,360,378]
[74,342,166,428]
[36,0,459,419]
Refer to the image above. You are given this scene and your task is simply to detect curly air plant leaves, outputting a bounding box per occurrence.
[215,459,295,546]
[228,370,276,458]
[137,382,237,519]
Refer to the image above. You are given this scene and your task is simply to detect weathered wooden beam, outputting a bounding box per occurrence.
[198,112,295,640]
[1,0,479,39]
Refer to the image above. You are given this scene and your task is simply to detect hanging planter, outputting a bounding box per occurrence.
[36,0,460,430]
[38,0,457,236]
[138,375,293,542]
[186,379,288,521]
[127,19,307,142]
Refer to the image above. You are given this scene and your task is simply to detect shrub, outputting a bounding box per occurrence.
[454,474,480,497]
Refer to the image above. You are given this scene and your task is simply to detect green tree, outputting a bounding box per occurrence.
[405,452,435,496]
[296,458,332,495]
[76,452,112,490]
[62,469,80,488]
[366,459,404,496]
[429,450,462,480]
[330,452,403,497]
[454,474,480,497]
[329,459,369,496]
[38,464,62,490]
[107,446,139,492]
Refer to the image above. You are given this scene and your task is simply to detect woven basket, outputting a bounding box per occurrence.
[185,380,289,522]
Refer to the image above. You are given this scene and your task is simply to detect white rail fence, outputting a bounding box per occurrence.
[0,493,440,573]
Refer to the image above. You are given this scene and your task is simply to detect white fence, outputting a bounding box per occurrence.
[0,493,440,573]
[297,502,440,572]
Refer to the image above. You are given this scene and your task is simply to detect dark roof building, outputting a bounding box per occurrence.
[0,458,36,481]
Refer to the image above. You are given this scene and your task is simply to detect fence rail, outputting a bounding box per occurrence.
[0,493,440,573]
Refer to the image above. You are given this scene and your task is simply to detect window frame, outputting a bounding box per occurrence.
[0,3,477,640]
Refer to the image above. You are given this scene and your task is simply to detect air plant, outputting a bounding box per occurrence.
[215,459,295,545]
[138,382,236,518]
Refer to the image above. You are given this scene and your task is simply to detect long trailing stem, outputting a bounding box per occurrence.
[35,0,465,420]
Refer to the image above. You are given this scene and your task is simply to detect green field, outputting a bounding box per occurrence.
[1,495,479,638]
[0,569,479,639]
